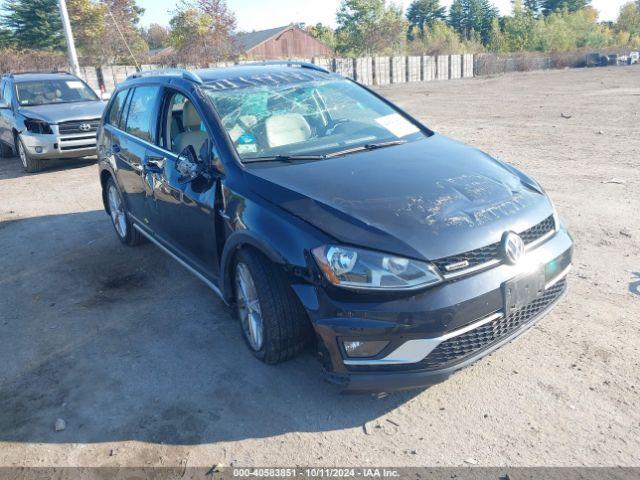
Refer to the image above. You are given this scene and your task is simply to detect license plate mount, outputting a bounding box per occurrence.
[502,266,546,315]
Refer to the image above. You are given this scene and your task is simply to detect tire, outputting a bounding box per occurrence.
[234,248,312,364]
[105,177,145,246]
[0,141,13,158]
[15,134,43,173]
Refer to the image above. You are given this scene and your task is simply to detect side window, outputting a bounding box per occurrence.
[1,80,13,104]
[161,89,208,157]
[124,86,160,142]
[107,89,128,127]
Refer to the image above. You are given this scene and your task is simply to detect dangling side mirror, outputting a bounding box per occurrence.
[176,145,202,183]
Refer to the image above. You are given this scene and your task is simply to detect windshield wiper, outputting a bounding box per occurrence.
[243,154,326,164]
[325,140,407,158]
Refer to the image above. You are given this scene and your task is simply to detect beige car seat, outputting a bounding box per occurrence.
[264,113,312,148]
[172,101,208,155]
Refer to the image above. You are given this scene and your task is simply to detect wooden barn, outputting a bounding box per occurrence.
[234,25,333,60]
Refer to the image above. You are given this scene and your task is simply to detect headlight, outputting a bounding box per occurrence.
[312,245,442,291]
[24,118,53,134]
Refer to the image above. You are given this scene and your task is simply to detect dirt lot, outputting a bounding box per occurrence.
[0,66,639,468]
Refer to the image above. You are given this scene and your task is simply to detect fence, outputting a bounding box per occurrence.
[78,54,477,93]
[3,50,631,94]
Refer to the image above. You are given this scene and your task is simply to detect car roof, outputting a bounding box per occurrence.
[194,65,333,83]
[9,72,76,82]
[122,64,337,91]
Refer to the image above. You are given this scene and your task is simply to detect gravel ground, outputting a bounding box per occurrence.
[0,66,639,468]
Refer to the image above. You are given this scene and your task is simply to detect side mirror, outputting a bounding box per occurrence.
[176,145,202,183]
[0,99,10,109]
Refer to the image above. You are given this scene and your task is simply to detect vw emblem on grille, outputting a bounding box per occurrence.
[79,123,92,132]
[501,231,525,265]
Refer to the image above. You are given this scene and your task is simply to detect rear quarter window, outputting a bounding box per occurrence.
[107,89,129,127]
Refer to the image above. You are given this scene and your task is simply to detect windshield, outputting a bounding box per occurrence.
[203,75,427,161]
[16,79,99,106]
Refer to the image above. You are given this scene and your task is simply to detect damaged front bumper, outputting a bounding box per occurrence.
[20,128,97,160]
[293,226,573,393]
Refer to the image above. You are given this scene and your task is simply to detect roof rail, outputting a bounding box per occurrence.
[126,68,203,84]
[2,70,74,77]
[240,60,331,74]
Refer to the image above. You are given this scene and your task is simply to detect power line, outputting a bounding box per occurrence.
[104,2,141,71]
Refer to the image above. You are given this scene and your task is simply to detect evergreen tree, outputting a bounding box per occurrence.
[407,0,447,39]
[449,0,499,44]
[523,0,542,15]
[542,0,591,16]
[1,0,64,50]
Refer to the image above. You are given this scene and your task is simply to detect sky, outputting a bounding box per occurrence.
[137,0,627,30]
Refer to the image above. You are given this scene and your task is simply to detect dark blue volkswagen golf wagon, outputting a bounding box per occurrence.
[97,62,572,392]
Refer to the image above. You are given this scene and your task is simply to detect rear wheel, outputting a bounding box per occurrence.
[15,134,42,173]
[234,249,311,364]
[0,141,13,158]
[105,177,145,246]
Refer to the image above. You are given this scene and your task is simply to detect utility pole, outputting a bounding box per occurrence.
[57,0,81,76]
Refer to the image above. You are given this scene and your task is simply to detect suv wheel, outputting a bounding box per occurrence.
[234,249,311,364]
[106,177,145,246]
[0,141,13,158]
[15,134,42,173]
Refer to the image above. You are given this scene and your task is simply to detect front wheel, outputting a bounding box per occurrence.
[16,135,42,173]
[234,249,311,364]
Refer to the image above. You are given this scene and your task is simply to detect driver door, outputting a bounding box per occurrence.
[148,88,223,279]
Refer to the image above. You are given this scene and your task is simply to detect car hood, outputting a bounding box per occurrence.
[18,101,105,124]
[245,134,554,261]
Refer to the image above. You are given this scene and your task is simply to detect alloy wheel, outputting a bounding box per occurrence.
[235,262,264,351]
[107,184,127,239]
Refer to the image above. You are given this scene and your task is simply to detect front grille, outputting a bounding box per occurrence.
[519,215,555,244]
[58,119,100,135]
[433,215,555,275]
[418,278,566,370]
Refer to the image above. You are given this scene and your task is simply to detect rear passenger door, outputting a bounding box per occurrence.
[105,85,162,224]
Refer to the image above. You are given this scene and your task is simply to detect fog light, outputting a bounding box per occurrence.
[342,340,389,358]
[35,146,43,153]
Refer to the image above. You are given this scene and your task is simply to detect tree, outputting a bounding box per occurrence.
[406,0,446,39]
[0,27,15,48]
[617,1,640,37]
[97,0,148,64]
[542,0,591,16]
[306,23,336,49]
[335,0,408,55]
[169,0,236,65]
[67,0,108,60]
[498,0,539,50]
[523,0,542,15]
[449,0,499,44]
[143,23,171,49]
[1,0,64,50]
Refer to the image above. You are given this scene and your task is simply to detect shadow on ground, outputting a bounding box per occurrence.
[0,210,421,446]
